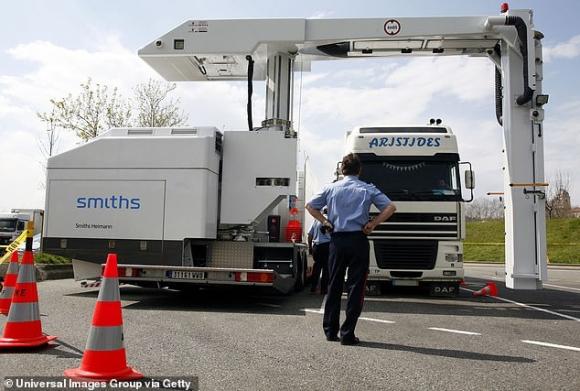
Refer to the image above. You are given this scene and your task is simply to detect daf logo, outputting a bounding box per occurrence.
[434,216,457,222]
[433,286,456,294]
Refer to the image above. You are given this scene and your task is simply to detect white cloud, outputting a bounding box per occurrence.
[299,57,493,127]
[309,10,335,19]
[297,56,497,192]
[0,37,255,211]
[543,99,580,197]
[544,35,580,62]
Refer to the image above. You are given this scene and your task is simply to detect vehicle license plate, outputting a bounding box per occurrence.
[168,271,205,280]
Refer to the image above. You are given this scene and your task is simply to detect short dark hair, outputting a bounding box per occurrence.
[341,153,361,176]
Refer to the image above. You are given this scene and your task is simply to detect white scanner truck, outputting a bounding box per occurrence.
[43,127,308,293]
[344,124,474,295]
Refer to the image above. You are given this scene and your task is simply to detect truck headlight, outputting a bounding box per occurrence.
[445,253,459,262]
[445,253,464,262]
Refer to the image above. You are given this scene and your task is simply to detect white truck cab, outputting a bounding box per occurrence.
[0,209,43,251]
[0,213,28,247]
[344,123,474,295]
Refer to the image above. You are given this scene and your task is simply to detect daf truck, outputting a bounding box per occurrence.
[344,123,474,295]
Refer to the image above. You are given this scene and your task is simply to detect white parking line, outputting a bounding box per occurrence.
[544,283,580,293]
[303,308,323,315]
[522,340,580,352]
[460,287,580,322]
[359,317,396,324]
[303,309,396,324]
[428,327,481,336]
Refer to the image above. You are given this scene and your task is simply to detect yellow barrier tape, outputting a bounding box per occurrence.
[0,230,29,264]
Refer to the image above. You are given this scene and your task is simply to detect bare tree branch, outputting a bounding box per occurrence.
[546,170,572,218]
[466,197,504,221]
[133,78,188,127]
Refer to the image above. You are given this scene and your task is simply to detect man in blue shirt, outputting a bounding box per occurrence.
[307,208,331,295]
[306,153,396,345]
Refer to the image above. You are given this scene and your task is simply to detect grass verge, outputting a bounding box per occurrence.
[34,252,72,264]
[465,218,580,264]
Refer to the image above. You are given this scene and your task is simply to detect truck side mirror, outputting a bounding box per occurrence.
[464,170,475,190]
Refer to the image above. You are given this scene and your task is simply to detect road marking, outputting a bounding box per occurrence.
[461,287,580,322]
[466,276,580,293]
[359,317,396,324]
[303,309,396,324]
[560,309,580,314]
[428,327,481,336]
[544,283,580,293]
[303,308,323,315]
[522,340,580,352]
[257,303,281,308]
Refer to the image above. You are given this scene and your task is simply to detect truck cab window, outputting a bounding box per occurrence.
[0,219,17,232]
[360,160,461,201]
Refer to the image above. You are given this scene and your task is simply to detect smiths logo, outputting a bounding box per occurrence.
[76,196,141,210]
[434,215,457,222]
[384,20,401,36]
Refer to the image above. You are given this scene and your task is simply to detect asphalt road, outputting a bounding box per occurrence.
[1,264,579,391]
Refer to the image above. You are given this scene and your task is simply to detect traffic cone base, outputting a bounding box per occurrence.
[0,333,56,348]
[0,251,56,349]
[472,282,498,297]
[64,361,143,381]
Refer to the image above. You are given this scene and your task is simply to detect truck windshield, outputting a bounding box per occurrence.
[0,219,17,232]
[360,160,461,201]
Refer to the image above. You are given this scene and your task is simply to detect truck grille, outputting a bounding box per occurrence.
[373,240,437,270]
[368,213,458,239]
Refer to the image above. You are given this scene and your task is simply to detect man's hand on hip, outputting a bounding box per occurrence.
[363,222,376,235]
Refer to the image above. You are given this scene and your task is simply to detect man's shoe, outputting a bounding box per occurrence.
[326,335,339,342]
[340,336,360,346]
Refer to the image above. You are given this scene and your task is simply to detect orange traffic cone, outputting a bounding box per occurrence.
[65,254,142,381]
[0,252,20,315]
[0,250,57,348]
[472,281,498,297]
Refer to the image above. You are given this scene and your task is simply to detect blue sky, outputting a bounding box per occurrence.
[1,0,579,210]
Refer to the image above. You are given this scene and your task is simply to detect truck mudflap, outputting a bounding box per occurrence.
[74,260,295,294]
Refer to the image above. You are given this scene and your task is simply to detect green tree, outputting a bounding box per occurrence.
[38,78,132,142]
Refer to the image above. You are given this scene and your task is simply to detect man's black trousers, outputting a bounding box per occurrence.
[323,231,369,340]
[311,242,330,293]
